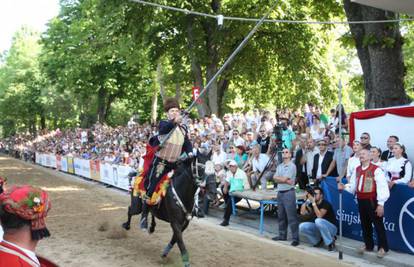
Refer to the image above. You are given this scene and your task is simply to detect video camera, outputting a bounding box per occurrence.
[271,123,285,151]
[305,186,315,197]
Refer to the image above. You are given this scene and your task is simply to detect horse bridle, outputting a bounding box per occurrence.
[170,169,201,221]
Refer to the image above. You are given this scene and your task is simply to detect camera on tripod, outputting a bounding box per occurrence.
[271,123,285,152]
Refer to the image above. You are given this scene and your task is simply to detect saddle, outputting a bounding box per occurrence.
[133,144,173,206]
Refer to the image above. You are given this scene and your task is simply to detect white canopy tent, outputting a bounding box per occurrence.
[352,0,414,15]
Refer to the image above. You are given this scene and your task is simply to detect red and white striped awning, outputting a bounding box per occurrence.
[351,0,414,15]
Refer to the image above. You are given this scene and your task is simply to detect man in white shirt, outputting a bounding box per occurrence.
[338,148,389,258]
[250,144,273,190]
[230,129,245,147]
[305,139,319,179]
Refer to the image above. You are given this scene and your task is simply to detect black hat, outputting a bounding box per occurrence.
[163,97,180,112]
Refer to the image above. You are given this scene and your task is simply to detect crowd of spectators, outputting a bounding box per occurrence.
[1,103,414,252]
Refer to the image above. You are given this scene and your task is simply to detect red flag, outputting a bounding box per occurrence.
[192,86,202,104]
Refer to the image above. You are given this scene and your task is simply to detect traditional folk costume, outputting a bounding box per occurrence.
[140,98,193,230]
[345,163,390,252]
[0,185,57,267]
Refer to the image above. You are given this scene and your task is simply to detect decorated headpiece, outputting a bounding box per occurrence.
[163,97,180,112]
[0,185,51,240]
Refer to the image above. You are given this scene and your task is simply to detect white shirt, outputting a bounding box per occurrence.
[316,151,326,179]
[305,147,319,176]
[2,240,40,266]
[347,155,360,179]
[0,225,3,241]
[211,151,227,166]
[346,164,390,206]
[385,157,413,184]
[232,136,245,147]
[252,153,270,173]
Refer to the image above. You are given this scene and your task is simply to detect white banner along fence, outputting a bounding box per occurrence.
[35,153,133,191]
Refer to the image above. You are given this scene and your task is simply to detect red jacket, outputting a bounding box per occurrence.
[0,241,57,267]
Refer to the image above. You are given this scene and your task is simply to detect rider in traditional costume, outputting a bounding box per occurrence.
[140,97,193,230]
[0,185,58,267]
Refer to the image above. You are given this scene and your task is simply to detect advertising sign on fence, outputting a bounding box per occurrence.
[322,177,414,255]
[74,158,91,178]
[60,157,68,172]
[90,160,101,181]
[67,157,74,174]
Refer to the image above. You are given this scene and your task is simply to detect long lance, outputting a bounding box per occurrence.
[157,1,279,149]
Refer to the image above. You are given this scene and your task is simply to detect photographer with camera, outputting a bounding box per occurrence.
[299,186,337,251]
[279,117,296,150]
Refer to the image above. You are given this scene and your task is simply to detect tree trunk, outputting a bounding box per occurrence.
[175,82,181,103]
[150,84,158,125]
[97,86,107,123]
[343,1,410,109]
[157,61,166,102]
[186,15,209,117]
[217,78,230,117]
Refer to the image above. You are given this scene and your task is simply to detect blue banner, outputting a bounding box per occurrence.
[321,177,414,255]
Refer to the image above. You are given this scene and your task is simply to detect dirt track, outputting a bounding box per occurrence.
[0,156,351,267]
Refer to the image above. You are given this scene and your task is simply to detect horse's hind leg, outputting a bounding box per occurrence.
[161,221,190,258]
[122,196,142,230]
[122,207,133,230]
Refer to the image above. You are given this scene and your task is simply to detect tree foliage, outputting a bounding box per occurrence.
[6,0,410,137]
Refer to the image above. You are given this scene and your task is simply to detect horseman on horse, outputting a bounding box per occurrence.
[139,97,193,231]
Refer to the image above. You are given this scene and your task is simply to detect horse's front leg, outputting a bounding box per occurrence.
[161,220,189,258]
[149,212,156,234]
[171,222,190,267]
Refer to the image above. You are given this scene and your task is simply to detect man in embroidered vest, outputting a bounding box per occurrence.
[338,148,390,258]
[0,185,56,267]
[140,97,193,230]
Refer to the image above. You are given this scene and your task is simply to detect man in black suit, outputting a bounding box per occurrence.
[381,135,407,161]
[312,140,335,186]
[294,137,308,189]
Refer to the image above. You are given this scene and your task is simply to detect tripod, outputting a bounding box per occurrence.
[251,143,283,191]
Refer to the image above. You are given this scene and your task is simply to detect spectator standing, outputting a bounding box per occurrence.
[326,136,352,182]
[280,118,296,150]
[272,148,299,246]
[294,138,308,189]
[346,141,362,183]
[371,147,386,170]
[380,135,407,161]
[339,148,389,258]
[359,132,372,150]
[312,140,334,186]
[305,139,319,182]
[385,143,413,189]
[299,187,337,251]
[257,128,270,154]
[309,116,325,141]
